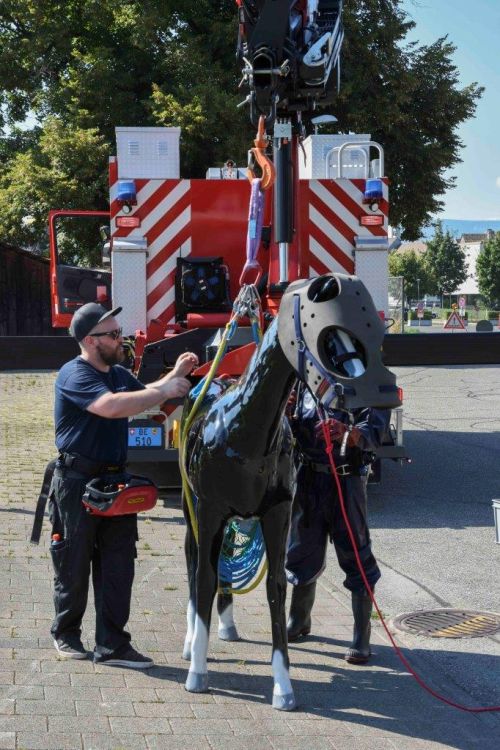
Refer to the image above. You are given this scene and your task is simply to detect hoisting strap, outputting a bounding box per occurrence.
[239,178,265,287]
[316,405,500,714]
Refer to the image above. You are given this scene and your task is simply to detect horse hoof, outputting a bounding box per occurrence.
[272,692,296,711]
[185,671,209,693]
[218,625,240,642]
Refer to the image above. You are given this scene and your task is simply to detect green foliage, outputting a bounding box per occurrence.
[425,222,468,296]
[0,117,108,261]
[409,309,433,321]
[476,233,500,308]
[0,0,483,255]
[336,1,482,239]
[388,249,432,300]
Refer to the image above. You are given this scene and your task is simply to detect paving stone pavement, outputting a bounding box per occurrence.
[0,371,499,750]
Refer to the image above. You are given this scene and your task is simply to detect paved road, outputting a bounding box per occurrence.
[334,366,500,704]
[0,369,499,750]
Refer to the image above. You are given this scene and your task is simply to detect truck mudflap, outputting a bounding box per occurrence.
[368,406,408,484]
[375,405,407,459]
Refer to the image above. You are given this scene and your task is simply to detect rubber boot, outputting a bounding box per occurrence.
[287,582,316,642]
[345,588,373,664]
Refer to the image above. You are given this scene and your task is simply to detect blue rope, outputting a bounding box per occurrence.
[218,519,266,593]
[191,494,266,593]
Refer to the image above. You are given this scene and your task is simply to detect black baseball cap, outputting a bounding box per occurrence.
[69,303,123,342]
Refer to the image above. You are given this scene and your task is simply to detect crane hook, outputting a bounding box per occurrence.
[246,115,275,192]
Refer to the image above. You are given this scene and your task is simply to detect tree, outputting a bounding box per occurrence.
[0,118,108,263]
[338,1,482,238]
[388,248,432,302]
[424,222,467,297]
[476,233,500,308]
[0,0,483,255]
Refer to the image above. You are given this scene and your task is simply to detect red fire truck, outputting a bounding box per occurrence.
[48,124,405,485]
[49,1,408,484]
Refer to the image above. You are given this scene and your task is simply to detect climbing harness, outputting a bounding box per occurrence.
[179,283,267,594]
[314,395,500,714]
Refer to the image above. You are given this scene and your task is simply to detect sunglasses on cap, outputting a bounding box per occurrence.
[89,328,123,340]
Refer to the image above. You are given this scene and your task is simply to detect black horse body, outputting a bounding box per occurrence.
[186,317,295,512]
[180,273,400,710]
[181,316,298,710]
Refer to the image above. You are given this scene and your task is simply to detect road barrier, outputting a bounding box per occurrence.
[1,331,500,370]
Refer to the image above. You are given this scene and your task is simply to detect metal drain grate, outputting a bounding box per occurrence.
[392,609,500,639]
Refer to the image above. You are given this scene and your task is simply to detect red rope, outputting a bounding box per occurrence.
[318,415,500,713]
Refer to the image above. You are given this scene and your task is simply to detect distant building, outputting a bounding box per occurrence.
[454,229,496,297]
[395,240,427,256]
[398,231,498,299]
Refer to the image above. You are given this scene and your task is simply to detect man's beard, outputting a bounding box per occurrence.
[99,346,125,367]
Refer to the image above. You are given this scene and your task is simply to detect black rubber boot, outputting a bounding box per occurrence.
[345,588,373,664]
[287,582,316,642]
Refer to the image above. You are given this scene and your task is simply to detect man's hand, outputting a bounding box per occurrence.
[316,419,364,447]
[145,352,198,399]
[347,426,363,447]
[316,418,347,444]
[159,376,192,400]
[170,352,198,378]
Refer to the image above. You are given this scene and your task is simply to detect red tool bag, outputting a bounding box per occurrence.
[82,475,158,516]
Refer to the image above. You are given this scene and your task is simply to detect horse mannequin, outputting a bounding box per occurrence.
[180,273,400,710]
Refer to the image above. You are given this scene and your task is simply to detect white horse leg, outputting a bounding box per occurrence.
[185,614,210,692]
[217,594,240,641]
[185,518,223,693]
[182,598,195,661]
[261,501,296,711]
[272,650,294,709]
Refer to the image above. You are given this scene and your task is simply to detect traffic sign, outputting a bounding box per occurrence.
[417,308,424,319]
[443,310,466,330]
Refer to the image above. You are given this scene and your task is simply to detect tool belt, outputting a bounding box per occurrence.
[82,475,158,517]
[56,452,125,477]
[30,454,157,545]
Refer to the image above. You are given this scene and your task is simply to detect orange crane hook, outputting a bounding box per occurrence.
[246,115,275,192]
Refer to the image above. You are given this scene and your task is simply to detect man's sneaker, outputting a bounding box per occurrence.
[93,645,154,670]
[54,636,88,660]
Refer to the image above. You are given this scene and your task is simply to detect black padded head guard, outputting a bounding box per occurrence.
[277,274,401,410]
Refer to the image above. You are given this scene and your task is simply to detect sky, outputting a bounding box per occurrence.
[401,0,500,220]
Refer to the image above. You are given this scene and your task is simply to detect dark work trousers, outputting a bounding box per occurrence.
[286,465,381,592]
[48,468,138,656]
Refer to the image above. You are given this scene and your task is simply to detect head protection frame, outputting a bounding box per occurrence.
[277,274,401,410]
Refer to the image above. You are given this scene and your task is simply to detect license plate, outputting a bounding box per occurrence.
[128,425,163,448]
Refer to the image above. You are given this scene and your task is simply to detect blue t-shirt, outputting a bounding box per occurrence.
[54,356,146,463]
